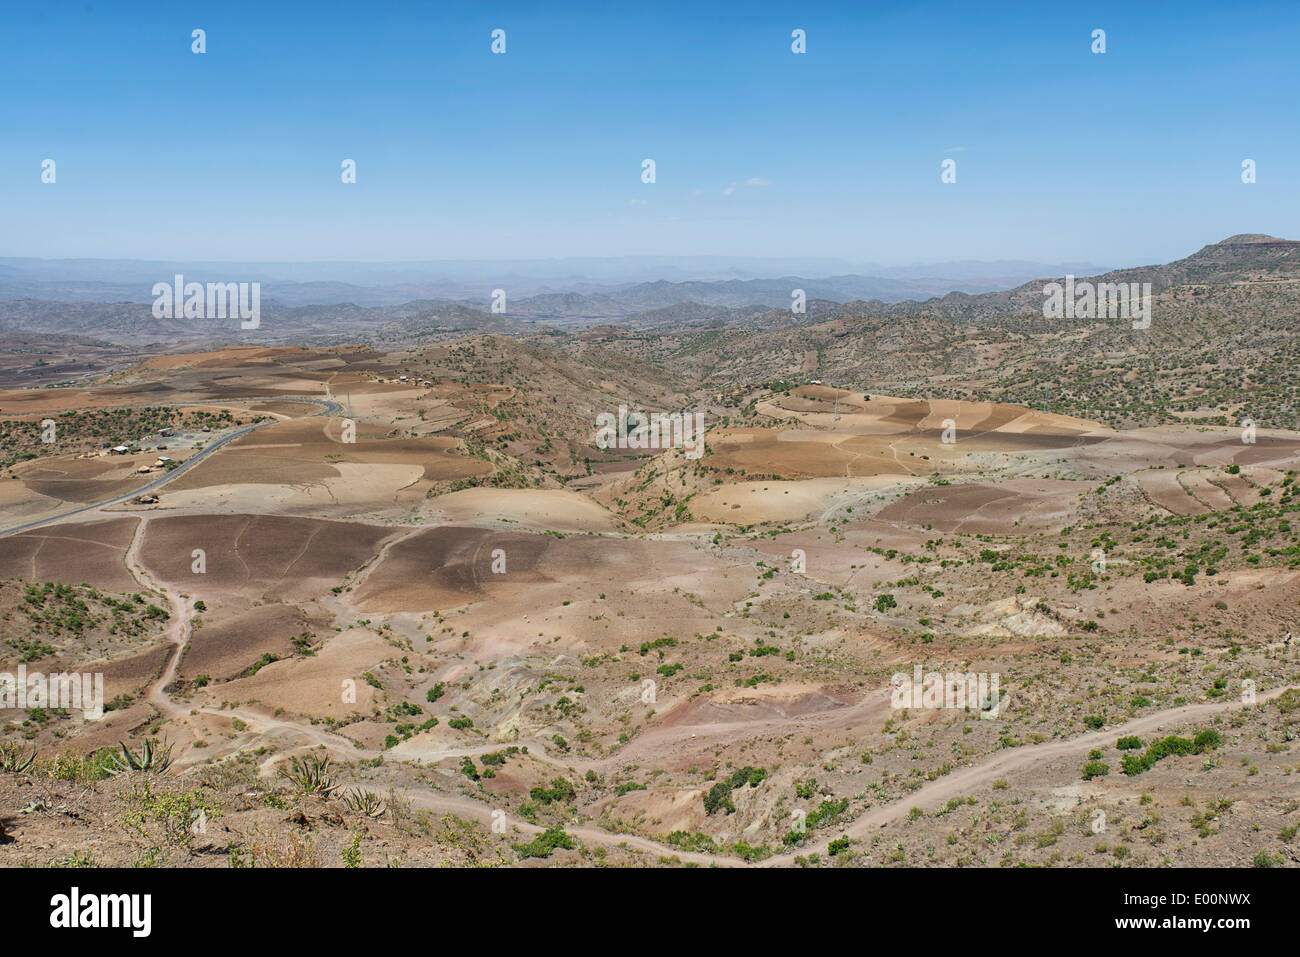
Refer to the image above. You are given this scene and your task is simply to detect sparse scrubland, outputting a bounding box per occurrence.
[2,237,1299,868]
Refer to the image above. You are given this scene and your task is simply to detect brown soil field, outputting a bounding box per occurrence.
[418,487,621,532]
[93,643,174,707]
[178,602,322,683]
[0,518,139,590]
[877,479,1087,533]
[0,479,68,527]
[138,514,396,600]
[13,452,161,505]
[707,429,921,479]
[1075,427,1300,475]
[195,626,391,720]
[761,391,1101,435]
[696,395,1107,489]
[351,525,700,612]
[165,418,488,493]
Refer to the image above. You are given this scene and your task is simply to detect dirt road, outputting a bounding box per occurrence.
[761,684,1297,866]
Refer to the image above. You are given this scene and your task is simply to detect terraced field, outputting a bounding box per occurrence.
[1,342,1298,871]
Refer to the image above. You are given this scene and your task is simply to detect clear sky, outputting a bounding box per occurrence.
[3,0,1297,266]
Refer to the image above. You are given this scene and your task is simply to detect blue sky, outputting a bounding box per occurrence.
[3,0,1297,266]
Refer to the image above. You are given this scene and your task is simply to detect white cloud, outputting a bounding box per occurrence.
[723,177,772,196]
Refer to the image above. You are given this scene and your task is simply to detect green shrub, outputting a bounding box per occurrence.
[1122,729,1220,776]
[514,825,575,859]
[703,766,767,815]
[529,777,576,805]
[1082,760,1110,780]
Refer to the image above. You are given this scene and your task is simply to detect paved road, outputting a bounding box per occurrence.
[0,395,340,539]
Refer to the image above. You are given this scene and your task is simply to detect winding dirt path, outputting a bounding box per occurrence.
[760,683,1297,866]
[123,516,190,721]
[184,679,1297,867]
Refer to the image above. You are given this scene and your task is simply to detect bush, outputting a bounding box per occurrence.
[529,777,576,805]
[704,781,736,815]
[1123,729,1220,776]
[703,766,767,815]
[1193,729,1222,751]
[1116,736,1144,750]
[118,782,222,857]
[514,825,575,859]
[1082,760,1110,780]
[1121,753,1148,776]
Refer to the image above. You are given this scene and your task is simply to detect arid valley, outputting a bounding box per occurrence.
[2,236,1299,869]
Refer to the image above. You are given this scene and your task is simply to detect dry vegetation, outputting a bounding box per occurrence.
[2,237,1299,868]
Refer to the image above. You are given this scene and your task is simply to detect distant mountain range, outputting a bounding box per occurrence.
[0,237,1292,345]
[848,233,1300,322]
[0,256,1111,311]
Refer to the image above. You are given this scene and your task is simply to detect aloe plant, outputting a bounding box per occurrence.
[105,738,173,775]
[0,742,36,773]
[339,787,386,817]
[278,753,338,795]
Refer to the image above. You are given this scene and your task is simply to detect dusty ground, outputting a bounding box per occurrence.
[2,345,1298,867]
